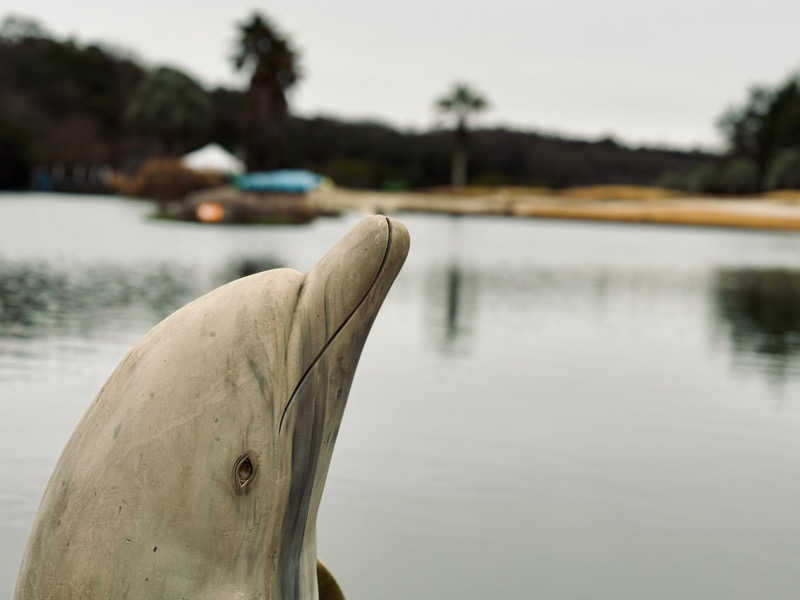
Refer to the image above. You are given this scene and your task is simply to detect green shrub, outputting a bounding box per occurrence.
[718,158,759,195]
[318,157,378,188]
[657,170,691,191]
[687,163,721,194]
[766,149,800,189]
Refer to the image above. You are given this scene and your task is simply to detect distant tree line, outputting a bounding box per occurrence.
[719,74,800,191]
[661,73,800,195]
[0,14,712,192]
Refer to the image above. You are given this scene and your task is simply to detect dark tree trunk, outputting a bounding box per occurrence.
[451,117,468,187]
[245,75,288,171]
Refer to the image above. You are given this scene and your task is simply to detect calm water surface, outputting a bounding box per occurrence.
[2,193,800,598]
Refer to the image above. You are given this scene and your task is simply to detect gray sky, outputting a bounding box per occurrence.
[8,0,800,149]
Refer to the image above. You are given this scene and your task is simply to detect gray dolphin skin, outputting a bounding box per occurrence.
[14,215,410,600]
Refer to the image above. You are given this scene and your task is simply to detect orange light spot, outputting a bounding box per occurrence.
[196,202,224,223]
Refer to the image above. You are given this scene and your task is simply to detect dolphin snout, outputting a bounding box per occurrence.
[280,215,409,430]
[274,216,409,598]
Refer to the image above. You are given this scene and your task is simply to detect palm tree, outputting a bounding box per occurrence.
[232,13,300,170]
[436,83,488,187]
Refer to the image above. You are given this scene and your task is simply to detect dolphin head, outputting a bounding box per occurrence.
[14,216,409,600]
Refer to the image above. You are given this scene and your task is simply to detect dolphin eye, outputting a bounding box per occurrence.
[234,454,256,492]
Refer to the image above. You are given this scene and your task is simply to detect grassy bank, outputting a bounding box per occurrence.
[311,186,800,232]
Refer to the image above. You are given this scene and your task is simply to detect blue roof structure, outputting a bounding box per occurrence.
[234,170,323,193]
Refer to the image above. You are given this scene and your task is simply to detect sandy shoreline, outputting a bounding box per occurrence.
[311,188,800,232]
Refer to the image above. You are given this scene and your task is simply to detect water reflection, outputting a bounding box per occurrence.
[0,260,193,339]
[425,262,478,356]
[5,199,800,600]
[424,263,703,354]
[215,255,284,283]
[0,254,291,345]
[712,268,800,381]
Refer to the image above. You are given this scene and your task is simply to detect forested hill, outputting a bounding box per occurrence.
[283,118,711,189]
[0,21,711,190]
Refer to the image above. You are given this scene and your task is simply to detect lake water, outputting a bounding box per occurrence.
[3,193,800,598]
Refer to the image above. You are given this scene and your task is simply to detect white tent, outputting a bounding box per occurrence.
[182,143,245,174]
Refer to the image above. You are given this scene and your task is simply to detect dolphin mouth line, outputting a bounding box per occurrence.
[278,216,393,433]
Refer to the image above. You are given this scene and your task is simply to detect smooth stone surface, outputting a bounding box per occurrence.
[13,215,409,600]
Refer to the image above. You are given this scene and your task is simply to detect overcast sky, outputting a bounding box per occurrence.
[7,1,800,149]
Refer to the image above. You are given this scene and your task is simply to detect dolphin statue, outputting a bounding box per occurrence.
[14,215,410,600]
